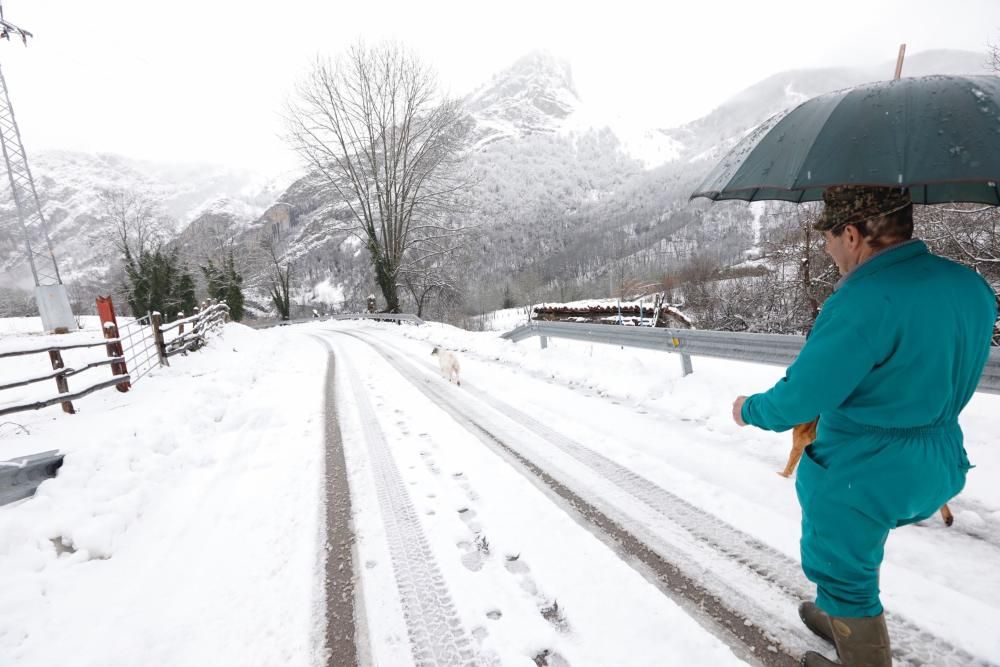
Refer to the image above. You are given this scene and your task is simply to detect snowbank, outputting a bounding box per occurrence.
[0,323,326,666]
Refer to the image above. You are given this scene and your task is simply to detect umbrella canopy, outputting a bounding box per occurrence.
[691,75,1000,205]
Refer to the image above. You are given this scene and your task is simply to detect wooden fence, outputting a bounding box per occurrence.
[0,299,230,418]
[0,337,130,417]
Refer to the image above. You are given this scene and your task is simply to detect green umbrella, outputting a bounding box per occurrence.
[691,75,1000,204]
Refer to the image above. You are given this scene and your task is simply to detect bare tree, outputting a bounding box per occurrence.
[98,189,169,260]
[263,239,294,320]
[286,42,470,312]
[918,205,1000,344]
[182,212,252,273]
[753,202,835,331]
[401,259,457,318]
[516,269,543,309]
[0,286,35,317]
[98,188,173,311]
[919,205,1000,274]
[400,225,472,318]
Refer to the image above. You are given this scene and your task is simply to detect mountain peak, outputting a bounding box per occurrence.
[505,50,576,90]
[465,50,580,147]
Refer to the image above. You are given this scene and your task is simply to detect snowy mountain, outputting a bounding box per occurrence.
[464,51,582,149]
[464,50,682,167]
[660,49,991,165]
[177,48,996,315]
[2,48,990,316]
[0,151,283,291]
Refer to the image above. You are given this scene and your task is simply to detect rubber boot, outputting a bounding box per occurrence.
[801,613,891,667]
[799,601,835,645]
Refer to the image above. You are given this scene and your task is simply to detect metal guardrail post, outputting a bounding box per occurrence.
[682,354,693,376]
[667,334,694,376]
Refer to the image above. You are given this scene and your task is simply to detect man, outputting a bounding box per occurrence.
[732,185,997,667]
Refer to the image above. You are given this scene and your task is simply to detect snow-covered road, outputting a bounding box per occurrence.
[315,322,1000,666]
[319,328,747,666]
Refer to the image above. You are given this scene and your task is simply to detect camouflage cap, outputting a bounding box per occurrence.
[813,185,912,232]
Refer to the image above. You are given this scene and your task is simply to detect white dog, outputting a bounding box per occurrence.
[431,347,461,385]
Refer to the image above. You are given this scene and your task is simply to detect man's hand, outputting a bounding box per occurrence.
[732,396,748,426]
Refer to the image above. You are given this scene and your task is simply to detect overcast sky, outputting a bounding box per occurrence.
[2,0,997,176]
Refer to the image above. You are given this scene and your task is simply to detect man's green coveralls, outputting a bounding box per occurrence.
[741,239,997,617]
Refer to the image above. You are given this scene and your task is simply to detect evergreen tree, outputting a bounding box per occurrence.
[501,283,516,309]
[223,251,245,321]
[177,270,197,318]
[200,251,245,321]
[123,246,186,320]
[200,259,224,303]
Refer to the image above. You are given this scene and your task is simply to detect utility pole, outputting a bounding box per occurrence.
[1,5,76,332]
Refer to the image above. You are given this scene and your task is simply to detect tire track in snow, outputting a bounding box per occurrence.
[333,339,477,666]
[339,329,993,667]
[311,336,360,667]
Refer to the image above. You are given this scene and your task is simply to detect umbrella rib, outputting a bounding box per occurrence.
[701,178,1000,204]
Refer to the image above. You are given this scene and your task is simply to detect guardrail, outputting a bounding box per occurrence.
[329,313,425,325]
[242,316,318,330]
[0,449,64,506]
[501,320,1000,395]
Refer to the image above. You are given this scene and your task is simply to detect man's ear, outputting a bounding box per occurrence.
[843,224,863,248]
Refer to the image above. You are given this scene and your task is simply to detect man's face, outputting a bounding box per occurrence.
[823,228,854,275]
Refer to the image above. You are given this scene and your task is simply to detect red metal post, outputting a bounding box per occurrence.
[96,296,131,392]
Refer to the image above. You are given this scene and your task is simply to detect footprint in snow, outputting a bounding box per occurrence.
[503,553,529,575]
[458,507,482,533]
[457,540,484,572]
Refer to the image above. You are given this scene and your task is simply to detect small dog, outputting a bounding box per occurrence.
[431,347,461,385]
[783,418,954,526]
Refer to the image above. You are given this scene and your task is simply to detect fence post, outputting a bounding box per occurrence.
[47,350,75,414]
[96,296,131,392]
[150,312,169,367]
[540,335,548,350]
[177,312,185,336]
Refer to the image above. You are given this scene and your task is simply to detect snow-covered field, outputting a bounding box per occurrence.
[1,316,998,666]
